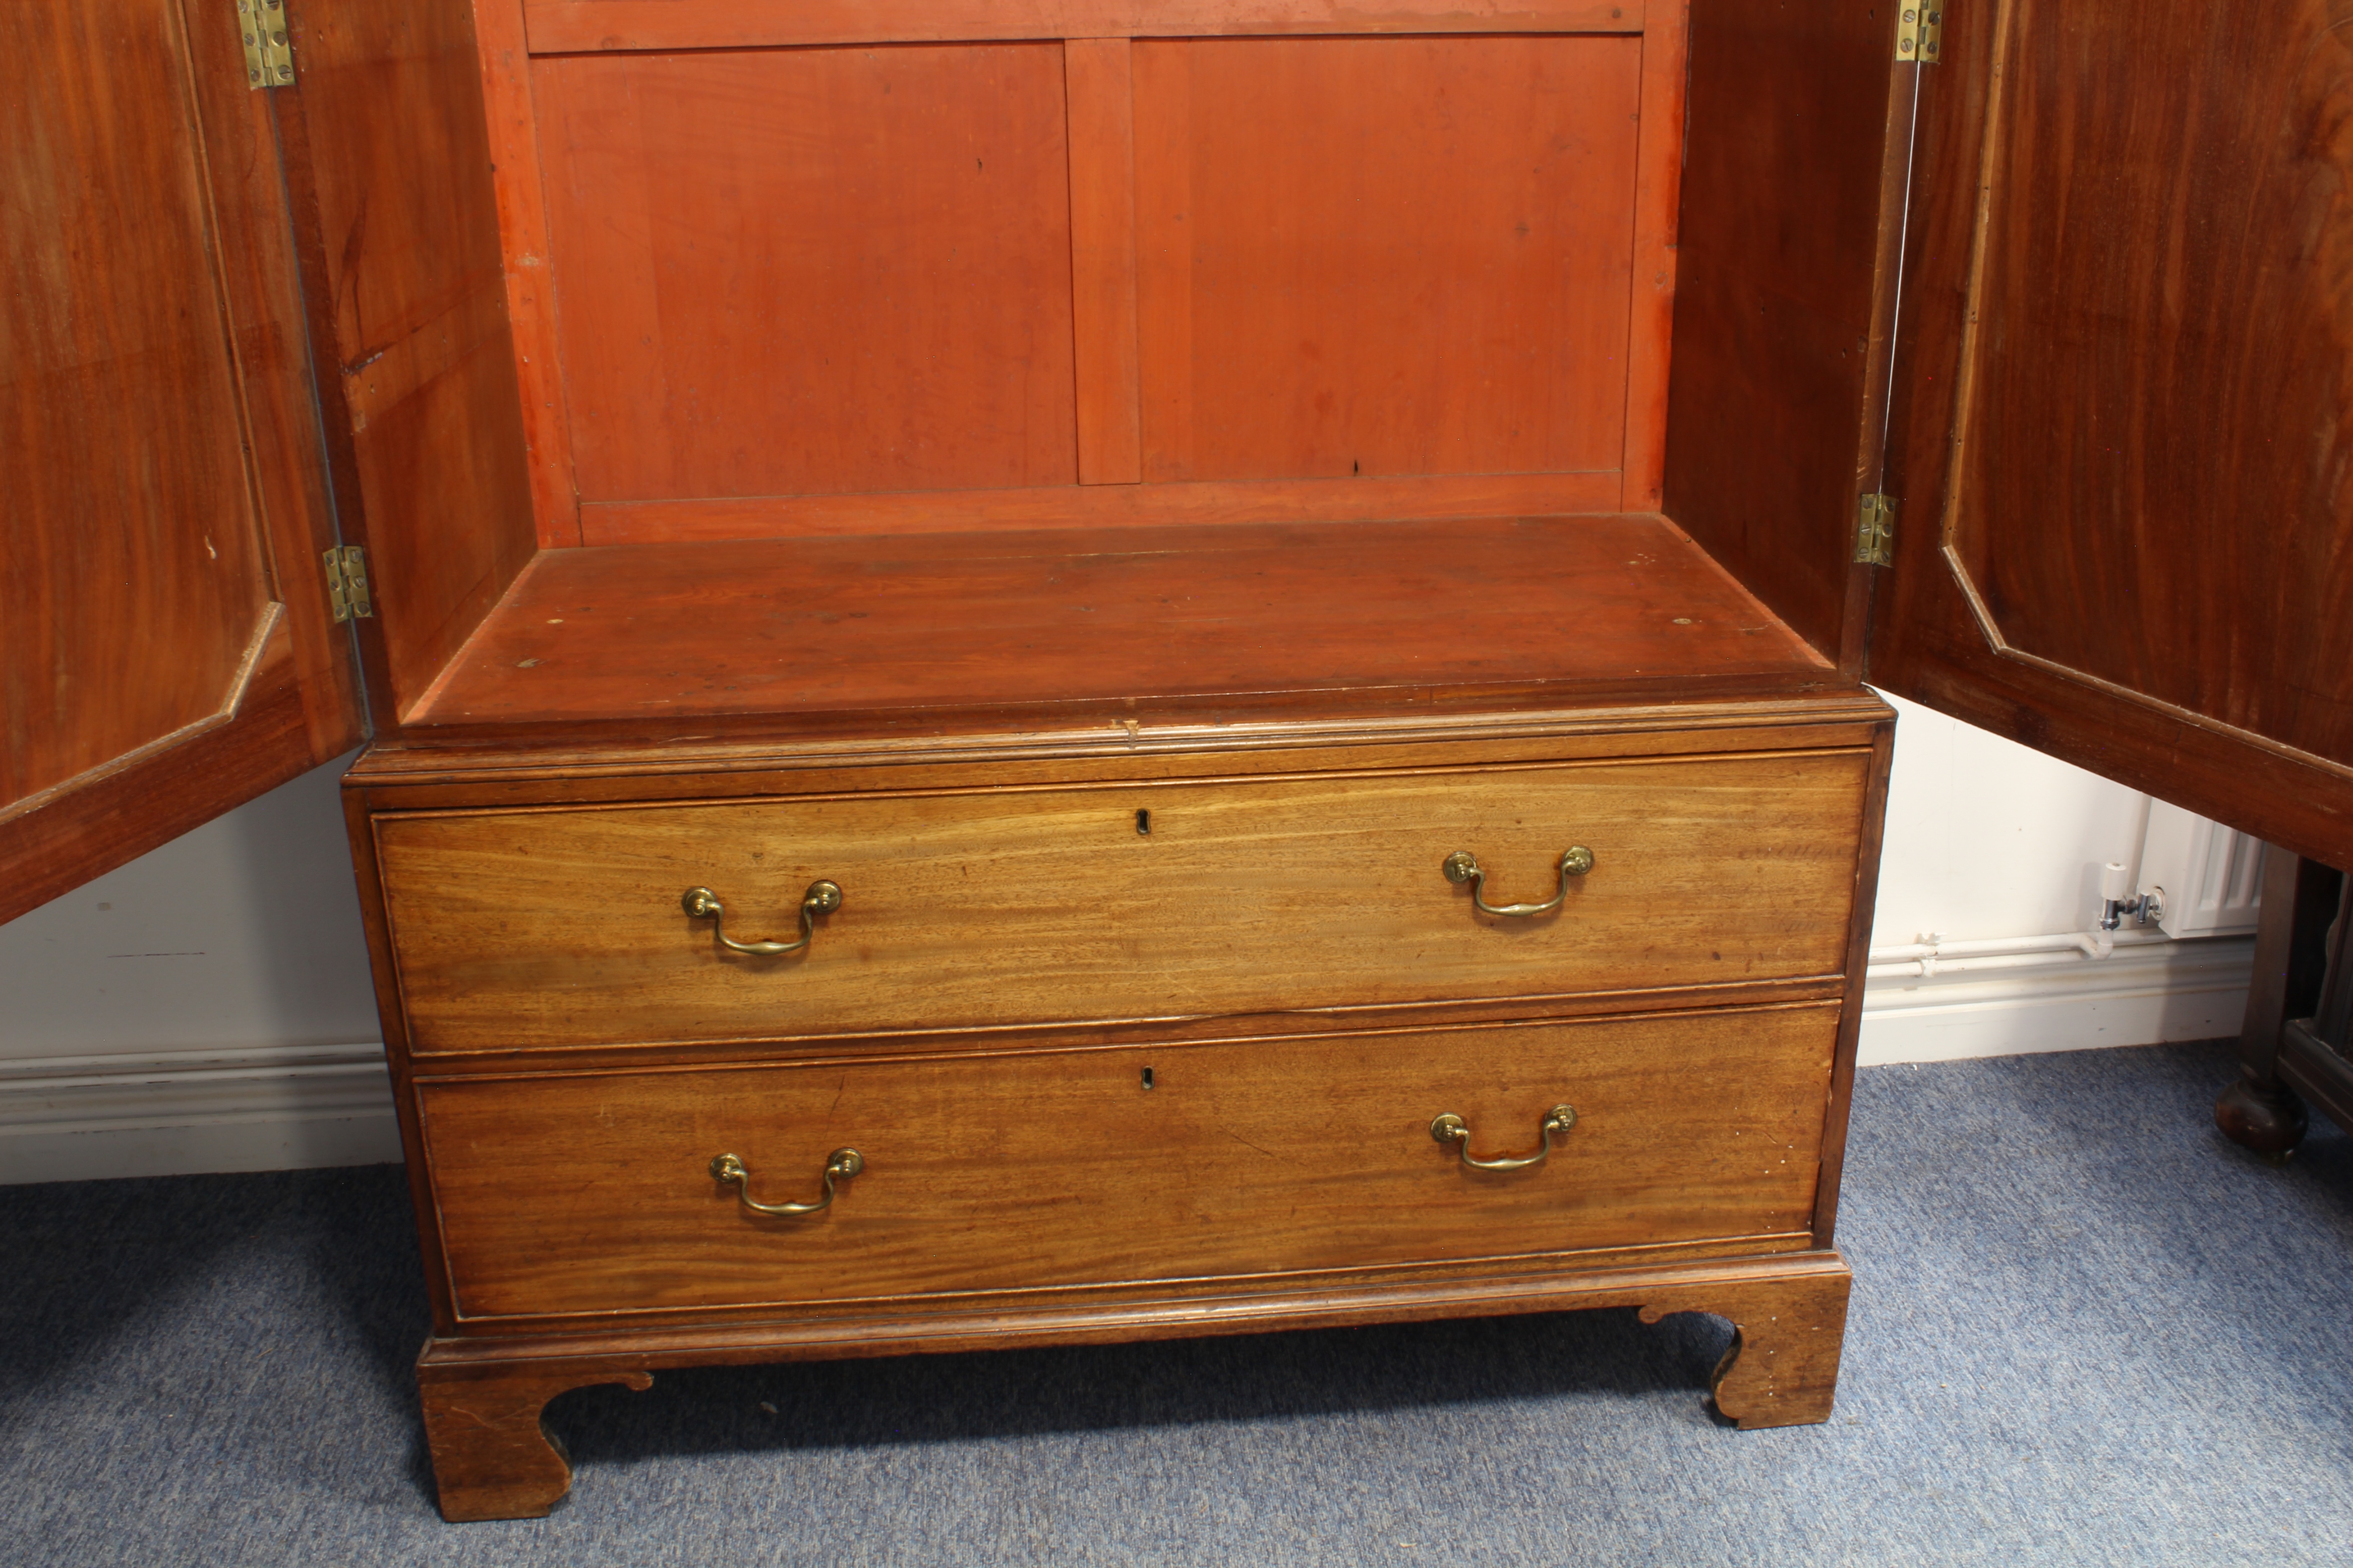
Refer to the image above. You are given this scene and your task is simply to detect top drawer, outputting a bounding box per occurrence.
[375,750,1868,1054]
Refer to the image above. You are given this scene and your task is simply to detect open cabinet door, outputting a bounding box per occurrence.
[1873,0,2353,869]
[1,0,362,926]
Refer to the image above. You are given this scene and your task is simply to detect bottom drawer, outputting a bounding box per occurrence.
[419,1005,1839,1321]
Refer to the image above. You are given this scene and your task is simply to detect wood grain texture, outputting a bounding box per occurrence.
[410,1246,1846,1517]
[1669,1261,1848,1427]
[374,749,1867,1052]
[416,1360,652,1521]
[1660,0,1911,668]
[1133,35,1640,485]
[407,515,1829,729]
[1,631,330,926]
[467,0,581,547]
[1066,39,1143,485]
[344,692,1894,800]
[523,0,1645,53]
[1618,0,1689,511]
[1,0,272,812]
[1804,719,1893,1246]
[1948,0,2353,743]
[0,0,361,923]
[275,0,539,721]
[417,1007,1838,1318]
[575,472,1622,546]
[1873,0,2353,869]
[535,45,1079,506]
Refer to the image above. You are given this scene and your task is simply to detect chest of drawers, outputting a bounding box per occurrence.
[347,704,1889,1519]
[22,0,2349,1529]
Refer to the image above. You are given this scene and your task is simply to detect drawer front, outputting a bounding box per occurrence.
[378,751,1869,1053]
[419,1005,1837,1320]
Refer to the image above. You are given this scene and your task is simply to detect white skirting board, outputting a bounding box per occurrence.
[0,937,2258,1184]
[1857,934,2256,1065]
[0,1044,402,1186]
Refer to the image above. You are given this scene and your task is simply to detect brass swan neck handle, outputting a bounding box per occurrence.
[1442,847,1593,918]
[709,1149,864,1216]
[1430,1105,1577,1171]
[682,880,842,955]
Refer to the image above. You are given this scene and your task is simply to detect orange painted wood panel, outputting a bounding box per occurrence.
[1618,0,1687,510]
[524,0,1644,54]
[406,514,1831,727]
[466,0,581,546]
[534,44,1079,505]
[1134,35,1642,484]
[576,470,1619,544]
[1066,38,1143,485]
[376,749,1869,1053]
[419,1007,1836,1318]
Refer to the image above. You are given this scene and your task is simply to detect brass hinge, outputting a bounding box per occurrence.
[1896,3,1944,64]
[237,0,295,88]
[1853,494,1898,568]
[324,546,373,621]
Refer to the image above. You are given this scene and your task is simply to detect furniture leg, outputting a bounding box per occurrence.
[415,1356,654,1522]
[1641,1263,1851,1429]
[2216,851,2342,1158]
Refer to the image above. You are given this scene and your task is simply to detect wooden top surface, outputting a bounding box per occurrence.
[407,514,1831,729]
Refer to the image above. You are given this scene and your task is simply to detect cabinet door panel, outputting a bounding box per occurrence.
[0,0,360,925]
[1876,0,2353,868]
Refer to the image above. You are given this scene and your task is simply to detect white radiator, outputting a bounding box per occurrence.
[2136,800,2266,939]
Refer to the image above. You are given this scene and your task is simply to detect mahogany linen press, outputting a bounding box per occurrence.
[9,0,2353,1521]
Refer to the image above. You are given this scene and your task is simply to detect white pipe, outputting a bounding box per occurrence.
[1864,927,2181,982]
[1869,930,2170,962]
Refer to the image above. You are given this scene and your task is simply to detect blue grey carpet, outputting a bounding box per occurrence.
[4,1040,2351,1565]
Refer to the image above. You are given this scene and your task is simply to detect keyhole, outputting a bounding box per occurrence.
[1136,809,1151,835]
[1141,1066,1155,1090]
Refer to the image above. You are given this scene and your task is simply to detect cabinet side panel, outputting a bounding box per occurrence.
[1661,0,1911,669]
[278,0,539,723]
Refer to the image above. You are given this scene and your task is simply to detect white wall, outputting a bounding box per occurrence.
[0,752,399,1182]
[1870,693,2151,942]
[0,701,2256,1181]
[1858,692,2254,1065]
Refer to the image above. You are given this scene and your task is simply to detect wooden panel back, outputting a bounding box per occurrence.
[523,0,1646,53]
[2,0,271,812]
[1132,35,1641,485]
[419,1006,1838,1319]
[376,749,1869,1053]
[505,23,1673,548]
[535,45,1080,504]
